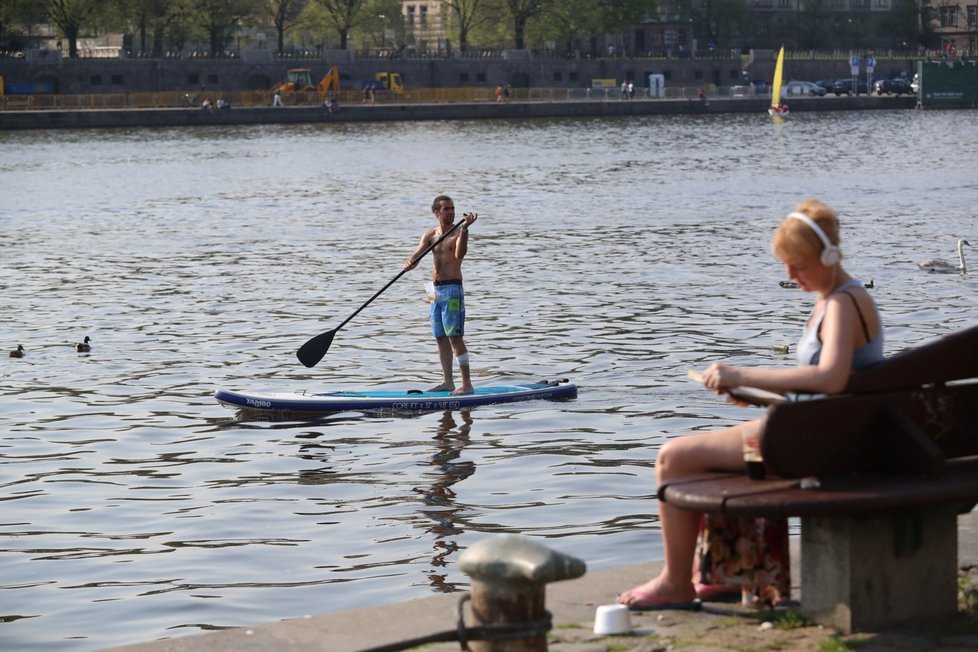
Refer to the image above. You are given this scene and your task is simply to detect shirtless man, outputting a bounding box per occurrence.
[404,195,478,395]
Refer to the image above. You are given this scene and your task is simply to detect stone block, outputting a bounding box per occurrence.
[800,508,958,633]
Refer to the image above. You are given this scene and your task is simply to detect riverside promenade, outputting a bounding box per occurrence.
[106,511,978,652]
[0,94,917,130]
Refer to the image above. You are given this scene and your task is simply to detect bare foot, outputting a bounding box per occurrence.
[617,577,696,610]
[451,384,474,396]
[428,382,455,392]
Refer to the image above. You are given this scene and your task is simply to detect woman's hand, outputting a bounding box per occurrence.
[701,363,742,391]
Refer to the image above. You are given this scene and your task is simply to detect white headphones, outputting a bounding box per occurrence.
[788,211,841,266]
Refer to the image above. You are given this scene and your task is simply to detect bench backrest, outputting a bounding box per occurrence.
[762,325,978,478]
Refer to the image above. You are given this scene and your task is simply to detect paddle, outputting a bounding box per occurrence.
[296,219,468,368]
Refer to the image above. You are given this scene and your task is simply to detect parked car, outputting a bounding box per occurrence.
[830,78,869,96]
[782,81,827,97]
[874,78,915,95]
[814,79,838,93]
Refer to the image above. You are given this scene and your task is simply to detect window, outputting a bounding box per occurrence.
[460,72,469,82]
[420,5,428,25]
[90,74,102,85]
[188,73,200,85]
[407,5,415,26]
[553,71,562,81]
[207,74,218,85]
[111,74,122,85]
[939,5,957,26]
[968,5,977,25]
[778,0,790,7]
[476,72,486,82]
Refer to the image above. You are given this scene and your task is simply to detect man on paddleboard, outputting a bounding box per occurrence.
[404,195,478,395]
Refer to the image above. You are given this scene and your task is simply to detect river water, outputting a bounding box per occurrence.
[2,109,976,651]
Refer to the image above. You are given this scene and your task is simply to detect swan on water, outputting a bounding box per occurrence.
[917,239,970,274]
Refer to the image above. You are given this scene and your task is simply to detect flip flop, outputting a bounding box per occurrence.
[617,588,702,612]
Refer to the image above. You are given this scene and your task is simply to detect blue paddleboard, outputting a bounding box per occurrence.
[214,380,577,413]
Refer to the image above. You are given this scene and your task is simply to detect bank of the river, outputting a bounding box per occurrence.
[0,94,917,130]
[105,511,978,652]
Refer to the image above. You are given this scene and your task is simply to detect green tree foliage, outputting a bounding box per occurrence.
[44,0,106,56]
[196,0,256,55]
[915,0,939,49]
[796,0,833,50]
[505,0,551,49]
[0,0,36,49]
[163,0,201,51]
[681,0,747,49]
[440,0,486,53]
[115,0,169,55]
[312,0,367,49]
[264,0,307,53]
[534,0,656,50]
[351,0,403,49]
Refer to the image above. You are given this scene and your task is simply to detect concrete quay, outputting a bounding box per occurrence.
[105,510,978,652]
[0,95,917,131]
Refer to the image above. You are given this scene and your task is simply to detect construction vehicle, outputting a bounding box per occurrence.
[271,66,403,97]
[374,72,404,93]
[272,65,340,95]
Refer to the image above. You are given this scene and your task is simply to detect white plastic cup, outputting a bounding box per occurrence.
[593,603,631,635]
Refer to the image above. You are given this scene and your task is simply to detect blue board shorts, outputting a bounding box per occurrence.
[430,282,465,338]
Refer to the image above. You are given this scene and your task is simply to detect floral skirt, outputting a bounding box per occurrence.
[694,513,790,606]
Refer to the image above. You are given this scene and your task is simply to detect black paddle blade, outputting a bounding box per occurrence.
[296,329,336,368]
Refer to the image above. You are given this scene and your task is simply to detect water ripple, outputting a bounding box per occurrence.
[1,110,977,650]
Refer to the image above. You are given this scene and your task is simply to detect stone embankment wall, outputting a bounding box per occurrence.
[0,95,917,131]
[0,49,918,95]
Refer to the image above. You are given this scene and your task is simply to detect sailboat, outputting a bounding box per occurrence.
[769,46,789,116]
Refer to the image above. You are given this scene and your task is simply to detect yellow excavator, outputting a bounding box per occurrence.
[272,65,341,95]
[271,66,403,97]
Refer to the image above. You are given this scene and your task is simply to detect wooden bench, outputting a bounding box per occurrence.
[660,324,978,634]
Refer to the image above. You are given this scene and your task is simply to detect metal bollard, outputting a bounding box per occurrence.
[458,534,586,652]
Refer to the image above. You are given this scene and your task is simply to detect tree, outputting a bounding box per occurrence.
[680,0,748,50]
[504,0,550,49]
[0,0,36,50]
[264,0,307,53]
[916,0,939,49]
[535,0,656,52]
[114,0,169,55]
[313,0,367,49]
[196,0,256,55]
[880,0,923,50]
[45,0,104,57]
[794,0,833,50]
[440,0,485,53]
[164,0,200,51]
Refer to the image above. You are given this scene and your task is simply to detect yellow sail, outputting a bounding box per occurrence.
[770,46,785,110]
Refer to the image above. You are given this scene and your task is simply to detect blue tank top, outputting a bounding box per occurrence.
[796,279,884,371]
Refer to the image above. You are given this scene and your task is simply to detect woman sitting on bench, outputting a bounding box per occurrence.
[618,198,884,610]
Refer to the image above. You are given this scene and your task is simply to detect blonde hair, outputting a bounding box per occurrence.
[771,199,841,264]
